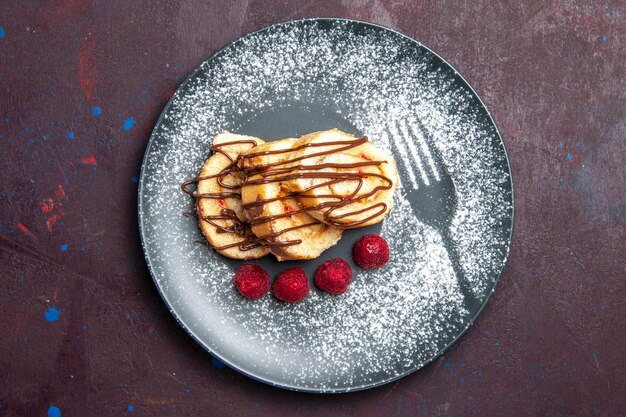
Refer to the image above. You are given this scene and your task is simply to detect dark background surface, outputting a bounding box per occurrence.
[0,1,624,416]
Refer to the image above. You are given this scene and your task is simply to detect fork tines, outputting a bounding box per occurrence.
[385,118,441,189]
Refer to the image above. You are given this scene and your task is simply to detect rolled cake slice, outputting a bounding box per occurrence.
[194,132,270,260]
[240,138,343,261]
[282,129,399,229]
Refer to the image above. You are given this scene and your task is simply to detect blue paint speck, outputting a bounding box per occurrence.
[603,35,609,42]
[3,117,8,123]
[67,132,75,139]
[60,243,68,252]
[255,403,260,408]
[566,153,573,160]
[48,406,61,417]
[82,325,87,331]
[211,356,225,369]
[0,27,5,39]
[131,176,139,183]
[45,306,61,322]
[127,405,134,412]
[606,11,613,18]
[444,361,451,368]
[92,106,102,116]
[123,117,135,131]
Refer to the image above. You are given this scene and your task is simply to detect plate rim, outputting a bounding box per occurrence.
[137,17,515,393]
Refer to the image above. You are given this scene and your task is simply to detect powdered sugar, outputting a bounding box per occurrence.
[139,19,512,392]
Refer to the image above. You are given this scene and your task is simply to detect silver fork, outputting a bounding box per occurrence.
[384,118,482,313]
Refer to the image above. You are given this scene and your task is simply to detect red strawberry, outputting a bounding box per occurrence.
[353,234,390,269]
[314,258,353,295]
[272,267,309,303]
[233,264,270,299]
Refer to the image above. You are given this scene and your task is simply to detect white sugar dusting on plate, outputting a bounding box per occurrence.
[139,20,513,392]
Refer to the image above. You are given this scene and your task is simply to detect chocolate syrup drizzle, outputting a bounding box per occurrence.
[181,136,393,251]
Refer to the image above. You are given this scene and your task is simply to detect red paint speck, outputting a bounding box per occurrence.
[79,38,97,101]
[360,153,370,161]
[41,185,67,231]
[53,287,58,302]
[217,198,225,207]
[17,223,37,241]
[80,155,97,166]
[40,200,55,214]
[46,211,65,231]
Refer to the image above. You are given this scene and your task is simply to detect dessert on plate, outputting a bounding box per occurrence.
[183,129,398,262]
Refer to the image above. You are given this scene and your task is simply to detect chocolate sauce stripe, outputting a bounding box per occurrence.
[183,136,395,251]
[248,203,330,225]
[181,168,239,195]
[242,192,344,209]
[243,172,392,209]
[241,137,370,171]
[214,221,317,251]
[241,136,369,159]
[182,140,258,195]
[246,160,384,177]
[244,171,392,185]
[197,192,241,199]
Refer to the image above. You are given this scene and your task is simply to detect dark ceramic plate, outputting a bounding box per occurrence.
[138,19,513,393]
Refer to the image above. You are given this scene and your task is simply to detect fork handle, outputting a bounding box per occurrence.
[439,228,483,315]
